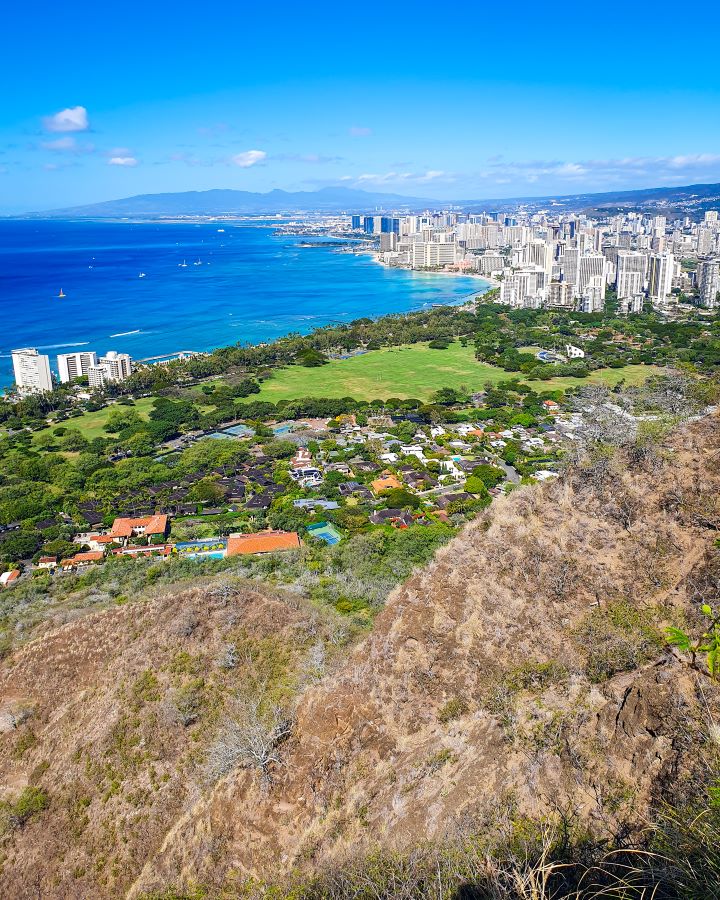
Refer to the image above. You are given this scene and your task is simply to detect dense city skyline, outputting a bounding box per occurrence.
[3,0,720,213]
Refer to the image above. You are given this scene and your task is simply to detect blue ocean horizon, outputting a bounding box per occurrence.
[0,219,489,388]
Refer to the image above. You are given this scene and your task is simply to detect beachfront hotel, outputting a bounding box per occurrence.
[11,348,53,395]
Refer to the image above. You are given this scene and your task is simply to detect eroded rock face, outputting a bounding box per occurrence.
[2,416,720,899]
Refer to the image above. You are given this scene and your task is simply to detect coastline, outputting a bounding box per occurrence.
[366,248,498,295]
[0,220,488,389]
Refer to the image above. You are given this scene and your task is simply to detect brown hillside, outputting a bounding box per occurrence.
[2,414,720,898]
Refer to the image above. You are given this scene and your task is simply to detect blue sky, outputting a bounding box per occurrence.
[2,0,720,213]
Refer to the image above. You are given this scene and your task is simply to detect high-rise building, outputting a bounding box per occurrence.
[615,251,647,299]
[57,350,99,383]
[351,215,362,230]
[647,252,675,304]
[576,252,606,298]
[380,217,400,234]
[545,281,574,309]
[87,351,133,388]
[11,348,53,395]
[697,258,720,308]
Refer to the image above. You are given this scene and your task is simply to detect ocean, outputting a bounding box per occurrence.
[0,219,489,387]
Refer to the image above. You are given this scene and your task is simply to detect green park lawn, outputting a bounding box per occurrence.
[250,343,661,403]
[34,396,156,442]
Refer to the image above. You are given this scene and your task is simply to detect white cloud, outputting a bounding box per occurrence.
[231,149,266,168]
[42,106,89,133]
[108,156,138,167]
[349,126,372,137]
[347,170,453,186]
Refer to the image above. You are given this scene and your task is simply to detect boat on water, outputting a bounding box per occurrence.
[193,259,202,266]
[57,289,66,298]
[217,228,225,233]
[139,272,146,278]
[179,260,187,268]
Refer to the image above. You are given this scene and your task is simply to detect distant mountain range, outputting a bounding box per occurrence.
[21,181,720,219]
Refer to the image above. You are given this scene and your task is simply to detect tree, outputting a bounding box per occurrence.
[205,698,293,787]
[104,407,142,433]
[295,349,328,367]
[0,531,43,562]
[381,488,421,510]
[464,476,491,498]
[188,477,227,504]
[471,464,506,489]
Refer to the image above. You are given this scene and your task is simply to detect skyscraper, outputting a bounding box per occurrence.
[11,348,53,395]
[647,252,675,304]
[87,351,133,388]
[57,350,99,383]
[697,258,720,308]
[615,251,646,299]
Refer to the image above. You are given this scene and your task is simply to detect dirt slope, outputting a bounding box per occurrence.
[2,415,720,898]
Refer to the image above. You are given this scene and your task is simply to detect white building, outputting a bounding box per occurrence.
[545,280,574,309]
[410,241,457,268]
[697,258,720,309]
[576,252,606,298]
[647,252,675,305]
[11,348,53,395]
[616,251,647,299]
[87,351,133,388]
[565,344,585,359]
[57,350,99,383]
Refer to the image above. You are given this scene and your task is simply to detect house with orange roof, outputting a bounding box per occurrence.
[226,531,300,556]
[59,551,104,571]
[0,569,20,587]
[37,555,58,569]
[85,534,119,552]
[371,472,402,496]
[109,514,168,546]
[111,544,175,559]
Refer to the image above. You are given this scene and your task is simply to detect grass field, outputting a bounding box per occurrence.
[250,343,660,403]
[35,396,156,441]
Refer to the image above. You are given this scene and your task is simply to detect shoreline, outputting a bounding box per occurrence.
[0,222,488,391]
[366,249,498,293]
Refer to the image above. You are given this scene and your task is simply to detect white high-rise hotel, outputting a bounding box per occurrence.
[615,251,647,298]
[57,351,98,383]
[11,348,53,395]
[647,252,675,303]
[87,351,133,388]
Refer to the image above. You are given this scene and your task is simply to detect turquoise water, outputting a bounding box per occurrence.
[0,219,488,387]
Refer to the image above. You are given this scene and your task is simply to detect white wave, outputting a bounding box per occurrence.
[109,329,142,337]
[36,341,90,349]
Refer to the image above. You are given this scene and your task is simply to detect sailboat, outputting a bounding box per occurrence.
[58,288,66,298]
[179,260,187,267]
[139,272,146,278]
[193,259,202,266]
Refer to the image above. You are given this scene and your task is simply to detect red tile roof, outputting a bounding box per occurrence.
[226,531,300,556]
[110,514,168,537]
[61,551,104,567]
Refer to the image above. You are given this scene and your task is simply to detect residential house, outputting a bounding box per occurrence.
[435,492,474,510]
[371,473,402,495]
[60,551,104,571]
[226,531,301,556]
[37,556,57,569]
[110,514,169,545]
[369,509,414,528]
[0,570,20,587]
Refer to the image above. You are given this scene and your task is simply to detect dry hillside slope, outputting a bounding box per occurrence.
[2,414,720,898]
